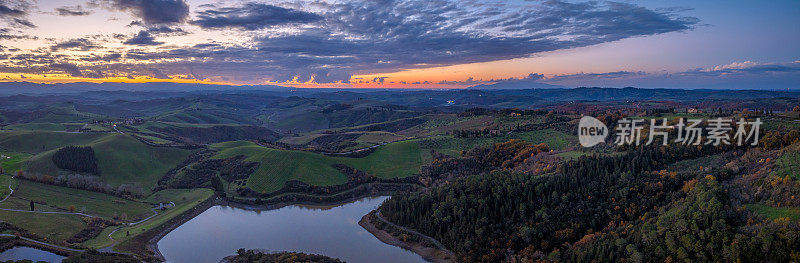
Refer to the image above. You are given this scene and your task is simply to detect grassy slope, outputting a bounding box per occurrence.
[6,180,152,220]
[425,129,575,157]
[22,133,194,191]
[357,132,405,144]
[0,209,87,241]
[0,131,106,154]
[343,140,423,179]
[87,188,214,250]
[0,174,13,200]
[212,140,425,193]
[747,204,800,221]
[0,151,29,172]
[4,123,67,131]
[213,141,347,193]
[772,147,800,180]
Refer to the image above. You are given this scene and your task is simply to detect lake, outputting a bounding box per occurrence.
[158,196,427,263]
[0,246,65,262]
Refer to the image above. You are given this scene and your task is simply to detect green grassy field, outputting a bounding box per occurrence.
[342,140,424,179]
[0,131,107,154]
[772,148,800,180]
[422,129,575,156]
[404,115,495,136]
[747,204,800,221]
[0,174,14,199]
[6,180,153,220]
[87,188,214,250]
[0,209,87,241]
[3,123,68,131]
[0,151,29,172]
[357,132,405,144]
[212,140,425,193]
[558,151,590,160]
[213,141,348,193]
[22,133,194,192]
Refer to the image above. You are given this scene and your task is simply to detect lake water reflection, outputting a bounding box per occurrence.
[0,246,65,262]
[158,196,427,263]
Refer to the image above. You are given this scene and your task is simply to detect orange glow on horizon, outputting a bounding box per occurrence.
[0,73,477,89]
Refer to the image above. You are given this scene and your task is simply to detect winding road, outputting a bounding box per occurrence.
[0,175,173,255]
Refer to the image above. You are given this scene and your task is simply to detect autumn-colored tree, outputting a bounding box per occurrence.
[68,205,76,213]
[793,106,800,112]
[784,130,799,145]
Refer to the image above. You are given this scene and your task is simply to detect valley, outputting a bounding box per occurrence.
[0,87,797,262]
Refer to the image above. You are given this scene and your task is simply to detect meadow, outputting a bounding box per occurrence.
[421,129,575,156]
[772,147,800,180]
[747,204,800,221]
[6,180,153,219]
[212,140,425,193]
[18,133,194,192]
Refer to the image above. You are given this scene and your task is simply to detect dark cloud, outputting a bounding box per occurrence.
[541,62,800,89]
[192,2,322,30]
[93,0,189,24]
[438,77,483,85]
[55,5,92,16]
[203,0,696,83]
[11,17,33,27]
[50,38,99,51]
[0,3,25,16]
[0,0,35,28]
[123,30,163,45]
[372,76,388,83]
[548,71,647,82]
[312,68,351,83]
[81,53,122,62]
[51,63,84,77]
[681,62,800,76]
[0,28,36,40]
[144,25,188,35]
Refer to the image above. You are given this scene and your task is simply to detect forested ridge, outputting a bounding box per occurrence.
[380,140,800,262]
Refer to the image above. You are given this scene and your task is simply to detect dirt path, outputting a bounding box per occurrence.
[360,210,457,263]
[0,176,94,217]
[0,176,171,254]
[374,211,451,253]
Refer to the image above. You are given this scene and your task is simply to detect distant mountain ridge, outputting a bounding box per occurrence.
[467,80,566,90]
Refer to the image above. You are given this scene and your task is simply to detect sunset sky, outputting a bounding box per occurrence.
[0,0,798,89]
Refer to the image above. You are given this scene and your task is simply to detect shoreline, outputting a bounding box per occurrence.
[144,191,395,262]
[359,211,456,263]
[135,195,215,262]
[145,191,444,263]
[217,190,400,211]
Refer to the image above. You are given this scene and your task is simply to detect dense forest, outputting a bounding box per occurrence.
[52,146,99,175]
[380,140,800,262]
[226,249,343,263]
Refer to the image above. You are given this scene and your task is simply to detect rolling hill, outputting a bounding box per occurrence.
[212,140,426,193]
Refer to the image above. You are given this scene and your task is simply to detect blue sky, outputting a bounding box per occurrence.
[0,0,797,89]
